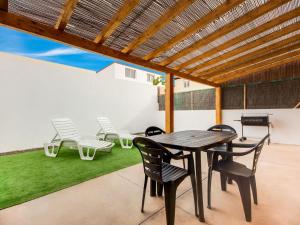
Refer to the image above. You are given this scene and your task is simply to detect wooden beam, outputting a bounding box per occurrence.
[0,11,218,87]
[94,0,140,44]
[214,50,300,83]
[0,0,8,11]
[208,40,300,81]
[165,73,174,133]
[189,21,300,74]
[216,53,300,83]
[55,0,79,31]
[121,0,195,54]
[177,7,300,71]
[294,102,300,109]
[198,34,300,79]
[159,0,290,66]
[142,0,244,61]
[215,87,222,125]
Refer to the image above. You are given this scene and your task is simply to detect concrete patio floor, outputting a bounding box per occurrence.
[0,143,299,225]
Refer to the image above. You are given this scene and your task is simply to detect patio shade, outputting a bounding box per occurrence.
[1,0,300,86]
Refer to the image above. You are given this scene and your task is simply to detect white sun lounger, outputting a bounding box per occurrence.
[96,117,136,149]
[44,118,114,160]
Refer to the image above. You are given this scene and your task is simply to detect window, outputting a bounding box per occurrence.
[125,68,136,79]
[147,73,155,82]
[183,80,190,88]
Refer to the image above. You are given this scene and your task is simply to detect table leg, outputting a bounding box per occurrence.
[195,151,205,222]
[150,179,156,197]
[227,141,233,184]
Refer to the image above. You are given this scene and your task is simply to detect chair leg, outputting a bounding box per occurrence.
[150,179,157,197]
[119,138,133,149]
[182,158,186,169]
[78,146,96,160]
[250,176,258,205]
[164,182,177,225]
[236,178,252,222]
[157,182,163,196]
[44,143,60,157]
[141,175,148,212]
[220,173,227,191]
[190,173,198,216]
[207,166,213,209]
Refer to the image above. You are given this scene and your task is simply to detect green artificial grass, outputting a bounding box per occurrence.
[0,146,141,209]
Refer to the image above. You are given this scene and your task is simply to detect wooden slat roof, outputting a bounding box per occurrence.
[2,0,300,86]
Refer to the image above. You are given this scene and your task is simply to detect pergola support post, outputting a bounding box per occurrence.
[0,0,8,11]
[165,73,174,133]
[215,87,222,125]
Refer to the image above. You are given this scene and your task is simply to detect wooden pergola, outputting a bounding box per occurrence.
[1,0,300,132]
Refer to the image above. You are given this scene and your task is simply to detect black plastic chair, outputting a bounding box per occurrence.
[133,137,197,225]
[207,134,269,222]
[206,124,238,193]
[206,124,238,161]
[206,124,256,209]
[145,126,185,168]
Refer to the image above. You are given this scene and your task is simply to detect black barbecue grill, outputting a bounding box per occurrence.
[236,114,271,144]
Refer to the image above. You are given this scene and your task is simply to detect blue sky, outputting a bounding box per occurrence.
[0,26,163,74]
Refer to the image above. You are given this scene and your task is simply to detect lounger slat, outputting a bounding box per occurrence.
[52,118,81,140]
[97,117,117,134]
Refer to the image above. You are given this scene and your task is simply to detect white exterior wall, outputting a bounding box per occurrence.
[157,109,300,145]
[112,63,161,85]
[157,110,215,132]
[159,79,212,94]
[0,53,161,153]
[223,109,300,145]
[174,79,211,93]
[0,53,299,153]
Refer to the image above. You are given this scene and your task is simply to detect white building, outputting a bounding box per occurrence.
[102,62,162,85]
[159,78,212,95]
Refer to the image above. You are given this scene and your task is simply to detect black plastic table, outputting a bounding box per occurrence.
[149,130,237,222]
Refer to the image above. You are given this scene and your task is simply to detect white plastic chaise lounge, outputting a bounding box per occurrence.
[44,118,114,160]
[96,117,136,149]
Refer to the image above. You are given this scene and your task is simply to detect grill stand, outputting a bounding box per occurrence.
[236,115,271,145]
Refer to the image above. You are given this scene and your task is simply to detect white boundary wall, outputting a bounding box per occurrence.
[157,110,216,132]
[0,53,161,153]
[0,53,299,152]
[223,109,300,145]
[157,109,300,145]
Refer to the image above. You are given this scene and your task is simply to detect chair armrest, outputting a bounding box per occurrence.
[60,138,78,143]
[81,134,99,140]
[215,134,269,157]
[212,148,255,157]
[232,143,256,148]
[172,153,192,160]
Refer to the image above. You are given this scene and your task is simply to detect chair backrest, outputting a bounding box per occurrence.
[207,124,237,134]
[145,126,165,137]
[51,118,81,141]
[133,137,165,182]
[251,135,269,175]
[97,117,117,134]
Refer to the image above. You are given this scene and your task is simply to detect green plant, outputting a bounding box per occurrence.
[152,75,165,86]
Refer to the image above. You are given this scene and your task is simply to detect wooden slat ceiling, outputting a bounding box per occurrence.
[2,0,300,86]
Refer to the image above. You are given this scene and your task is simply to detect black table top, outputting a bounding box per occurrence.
[148,130,237,152]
